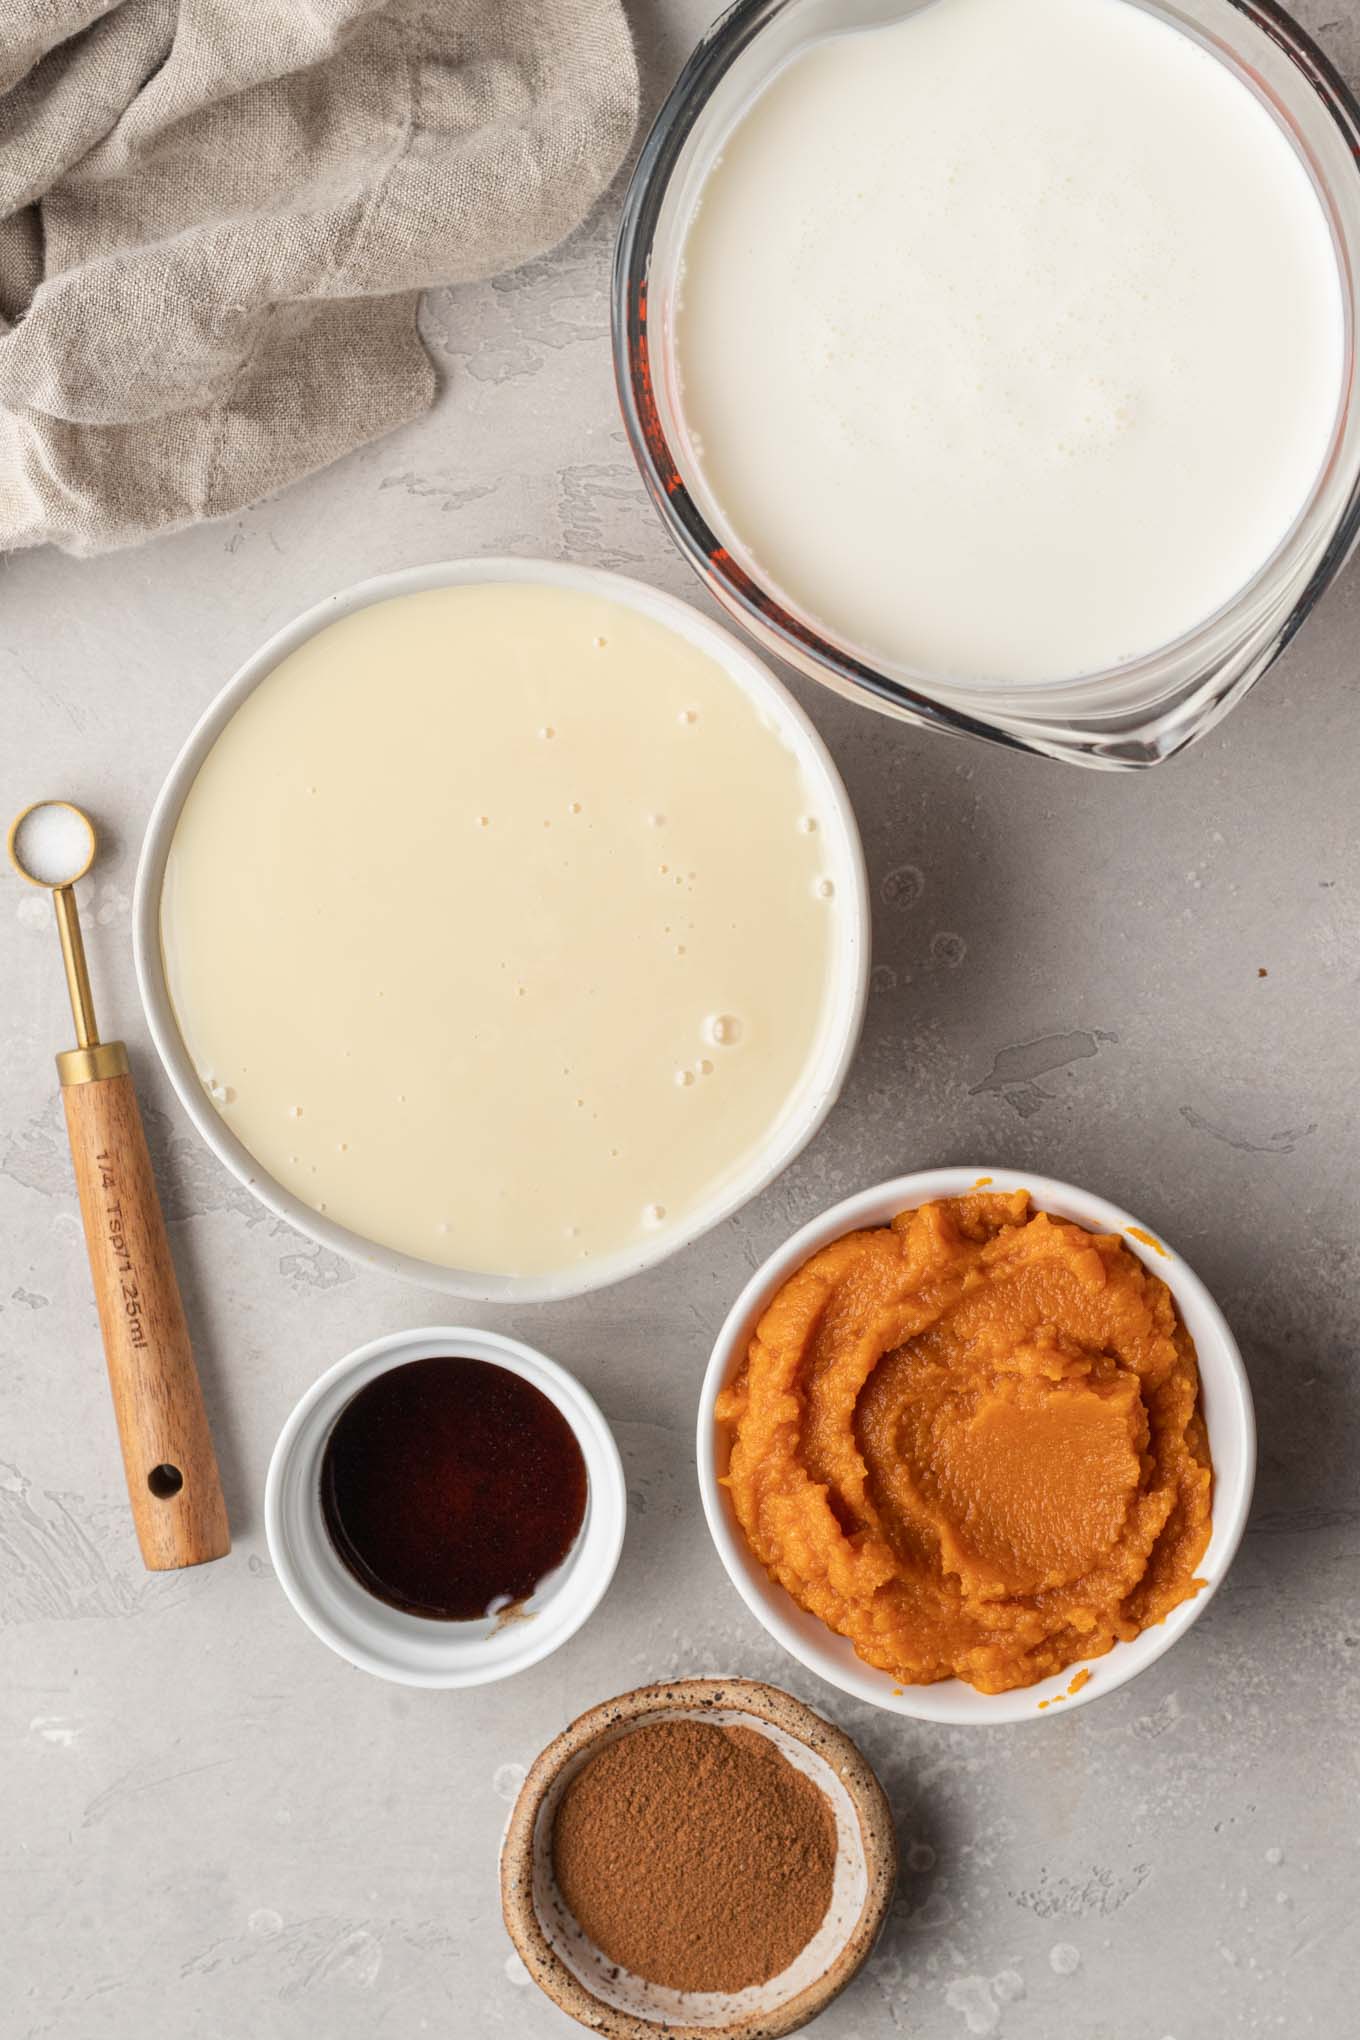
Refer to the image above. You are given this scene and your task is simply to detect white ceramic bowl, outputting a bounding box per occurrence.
[133,557,869,1303]
[697,1167,1256,1725]
[265,1326,626,1686]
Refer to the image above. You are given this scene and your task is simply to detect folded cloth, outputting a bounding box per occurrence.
[0,0,637,554]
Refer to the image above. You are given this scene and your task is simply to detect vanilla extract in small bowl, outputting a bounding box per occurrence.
[320,1355,588,1620]
[265,1327,626,1685]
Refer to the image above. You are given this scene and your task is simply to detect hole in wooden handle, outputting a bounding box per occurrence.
[148,1463,184,1499]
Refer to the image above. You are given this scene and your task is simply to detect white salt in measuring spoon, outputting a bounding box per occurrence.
[8,801,230,1570]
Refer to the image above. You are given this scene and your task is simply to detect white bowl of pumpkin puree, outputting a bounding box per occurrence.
[698,1169,1255,1724]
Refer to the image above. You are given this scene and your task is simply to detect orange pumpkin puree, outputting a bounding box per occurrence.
[716,1191,1212,1693]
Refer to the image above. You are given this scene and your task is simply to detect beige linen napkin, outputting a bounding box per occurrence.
[0,0,637,554]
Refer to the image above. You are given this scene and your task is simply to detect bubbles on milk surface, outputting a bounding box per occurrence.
[704,1013,742,1048]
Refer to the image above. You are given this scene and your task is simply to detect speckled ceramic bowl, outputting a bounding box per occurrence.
[501,1678,897,2038]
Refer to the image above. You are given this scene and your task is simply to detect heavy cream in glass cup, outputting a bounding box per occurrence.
[615,0,1360,765]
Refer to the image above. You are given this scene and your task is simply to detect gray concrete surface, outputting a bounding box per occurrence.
[3,3,1357,2034]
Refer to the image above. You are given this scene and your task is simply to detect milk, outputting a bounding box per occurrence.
[672,0,1345,684]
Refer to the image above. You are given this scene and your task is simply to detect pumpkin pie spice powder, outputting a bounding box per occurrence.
[550,1716,839,1994]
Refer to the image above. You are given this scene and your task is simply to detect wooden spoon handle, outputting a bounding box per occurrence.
[60,1059,230,1570]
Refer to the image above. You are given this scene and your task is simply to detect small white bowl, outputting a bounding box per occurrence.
[697,1167,1256,1725]
[132,556,869,1304]
[265,1326,626,1686]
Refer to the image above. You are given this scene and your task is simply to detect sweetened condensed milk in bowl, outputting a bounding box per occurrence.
[615,0,1360,765]
[134,559,867,1300]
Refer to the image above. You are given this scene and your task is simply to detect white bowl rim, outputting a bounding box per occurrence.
[132,555,870,1304]
[697,1165,1257,1725]
[264,1324,626,1687]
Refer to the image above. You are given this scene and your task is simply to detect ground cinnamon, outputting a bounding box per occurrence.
[550,1716,837,1993]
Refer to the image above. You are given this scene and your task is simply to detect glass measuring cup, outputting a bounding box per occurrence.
[613,0,1360,768]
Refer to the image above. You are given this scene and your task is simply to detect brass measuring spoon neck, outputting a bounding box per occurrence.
[53,883,99,1047]
[51,886,129,1084]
